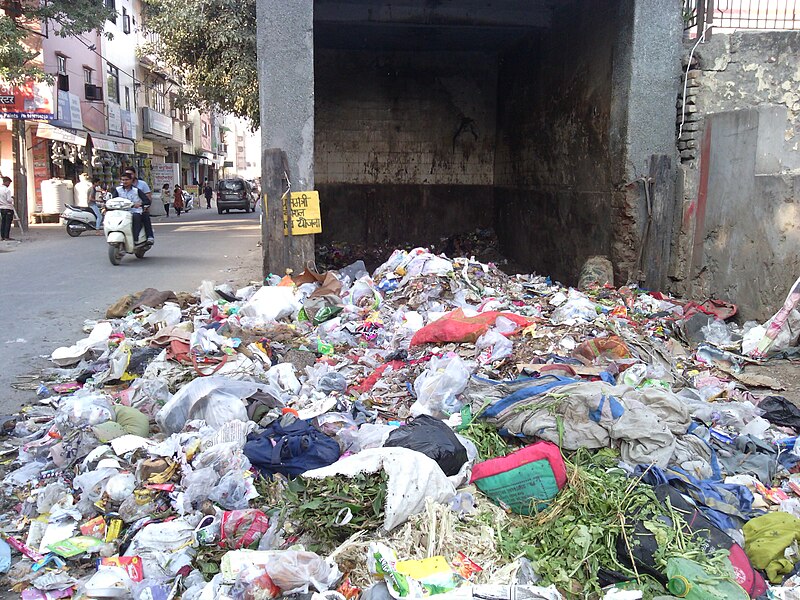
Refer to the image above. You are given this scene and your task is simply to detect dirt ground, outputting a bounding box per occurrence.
[744,358,800,403]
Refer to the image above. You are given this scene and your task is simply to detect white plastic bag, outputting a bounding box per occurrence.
[476,329,513,363]
[51,321,113,366]
[239,286,301,322]
[411,355,471,418]
[265,550,341,593]
[156,376,259,434]
[550,291,599,324]
[145,302,182,327]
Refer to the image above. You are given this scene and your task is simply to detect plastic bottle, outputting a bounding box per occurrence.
[665,557,748,599]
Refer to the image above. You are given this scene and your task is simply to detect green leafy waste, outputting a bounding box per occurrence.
[283,471,389,551]
[481,448,734,599]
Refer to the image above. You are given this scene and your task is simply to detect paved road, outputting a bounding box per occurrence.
[0,206,263,413]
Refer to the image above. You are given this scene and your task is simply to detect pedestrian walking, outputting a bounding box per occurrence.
[0,176,13,241]
[162,184,171,217]
[203,182,213,209]
[173,185,185,216]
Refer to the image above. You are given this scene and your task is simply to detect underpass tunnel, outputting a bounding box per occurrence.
[313,0,681,286]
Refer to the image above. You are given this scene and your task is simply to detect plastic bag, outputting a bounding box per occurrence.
[239,286,301,322]
[221,510,271,549]
[73,468,119,504]
[156,376,260,434]
[182,467,220,510]
[410,309,529,346]
[209,470,252,510]
[339,424,397,453]
[145,302,182,327]
[58,393,115,427]
[701,319,737,347]
[264,550,341,593]
[411,355,471,418]
[384,415,468,476]
[476,329,513,363]
[550,292,599,324]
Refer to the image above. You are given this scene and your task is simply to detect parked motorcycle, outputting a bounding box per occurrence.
[182,191,194,212]
[104,198,153,265]
[61,204,101,237]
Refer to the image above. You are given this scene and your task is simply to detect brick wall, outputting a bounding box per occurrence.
[315,49,497,186]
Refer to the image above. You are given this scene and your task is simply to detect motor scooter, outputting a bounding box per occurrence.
[183,192,194,212]
[61,204,101,237]
[103,198,153,265]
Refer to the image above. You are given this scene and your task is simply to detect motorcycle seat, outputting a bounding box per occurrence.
[64,204,96,214]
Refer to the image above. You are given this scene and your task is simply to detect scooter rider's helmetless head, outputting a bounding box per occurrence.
[120,173,133,189]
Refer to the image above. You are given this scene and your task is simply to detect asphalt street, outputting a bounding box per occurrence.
[0,205,263,413]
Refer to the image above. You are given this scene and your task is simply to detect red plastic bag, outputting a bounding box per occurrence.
[220,509,271,549]
[410,309,530,346]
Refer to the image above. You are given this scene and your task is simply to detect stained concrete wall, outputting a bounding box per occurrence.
[673,32,800,320]
[315,49,497,246]
[493,0,616,284]
[493,0,682,286]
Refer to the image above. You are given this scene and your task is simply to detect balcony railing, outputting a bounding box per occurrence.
[684,0,800,37]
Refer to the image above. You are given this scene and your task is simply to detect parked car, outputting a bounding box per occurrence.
[216,178,255,214]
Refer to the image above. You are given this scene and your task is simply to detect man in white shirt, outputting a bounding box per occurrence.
[0,176,14,241]
[124,167,154,242]
[111,172,151,243]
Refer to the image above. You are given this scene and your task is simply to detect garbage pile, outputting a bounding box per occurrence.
[2,249,800,600]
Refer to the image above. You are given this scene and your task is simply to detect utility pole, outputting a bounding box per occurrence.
[11,119,28,232]
[256,0,315,277]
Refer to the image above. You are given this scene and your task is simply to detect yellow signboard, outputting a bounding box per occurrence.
[265,191,322,235]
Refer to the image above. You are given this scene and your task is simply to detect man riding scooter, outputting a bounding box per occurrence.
[111,172,154,243]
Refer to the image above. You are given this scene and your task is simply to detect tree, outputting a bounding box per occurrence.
[0,0,115,83]
[141,0,258,127]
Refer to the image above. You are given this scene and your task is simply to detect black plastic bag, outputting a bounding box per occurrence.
[383,414,467,476]
[758,396,800,431]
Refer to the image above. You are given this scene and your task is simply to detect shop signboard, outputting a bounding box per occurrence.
[108,102,122,135]
[151,163,179,191]
[52,90,83,129]
[0,79,55,120]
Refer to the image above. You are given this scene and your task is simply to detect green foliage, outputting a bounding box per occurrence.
[0,0,114,83]
[482,448,732,599]
[141,0,258,127]
[283,471,389,551]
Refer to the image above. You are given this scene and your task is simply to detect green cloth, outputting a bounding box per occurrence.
[92,405,150,441]
[743,511,800,583]
[114,405,150,437]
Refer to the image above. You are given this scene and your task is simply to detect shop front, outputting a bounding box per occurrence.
[88,132,135,190]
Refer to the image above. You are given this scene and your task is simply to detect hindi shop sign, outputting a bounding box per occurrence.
[0,80,55,120]
[267,191,323,235]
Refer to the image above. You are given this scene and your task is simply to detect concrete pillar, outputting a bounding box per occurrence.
[610,0,683,288]
[256,0,315,277]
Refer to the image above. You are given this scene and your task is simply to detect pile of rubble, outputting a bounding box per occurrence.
[2,248,800,600]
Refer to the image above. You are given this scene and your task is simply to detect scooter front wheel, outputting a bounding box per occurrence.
[108,242,123,265]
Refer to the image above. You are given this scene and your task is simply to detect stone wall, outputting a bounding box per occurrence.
[672,31,800,320]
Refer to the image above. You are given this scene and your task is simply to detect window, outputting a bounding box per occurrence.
[83,67,93,84]
[152,79,165,113]
[56,55,69,92]
[185,126,193,144]
[107,64,120,104]
[105,0,117,23]
[122,7,131,34]
[124,86,130,111]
